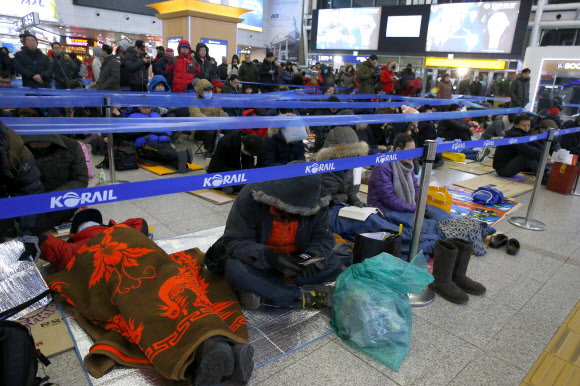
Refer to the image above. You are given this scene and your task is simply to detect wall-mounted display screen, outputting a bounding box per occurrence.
[316,7,382,51]
[426,1,521,54]
[386,15,422,38]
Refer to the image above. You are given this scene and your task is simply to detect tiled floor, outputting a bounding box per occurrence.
[41,141,580,385]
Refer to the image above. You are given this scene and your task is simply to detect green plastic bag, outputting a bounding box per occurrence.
[330,252,434,372]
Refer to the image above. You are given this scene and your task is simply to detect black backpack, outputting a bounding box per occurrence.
[0,321,51,386]
[97,141,139,171]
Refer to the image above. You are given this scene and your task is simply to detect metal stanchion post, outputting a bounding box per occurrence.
[98,95,128,186]
[571,168,580,196]
[508,128,555,231]
[409,140,437,307]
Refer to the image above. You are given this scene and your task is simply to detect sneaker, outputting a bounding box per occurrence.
[236,290,262,310]
[477,147,491,162]
[301,290,332,308]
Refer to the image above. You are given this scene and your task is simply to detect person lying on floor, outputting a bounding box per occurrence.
[37,209,254,386]
[127,106,194,172]
[257,115,308,166]
[366,133,451,260]
[493,114,554,181]
[207,132,264,194]
[221,172,343,309]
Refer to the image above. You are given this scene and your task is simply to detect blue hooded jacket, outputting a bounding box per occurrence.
[128,109,171,147]
[147,75,171,92]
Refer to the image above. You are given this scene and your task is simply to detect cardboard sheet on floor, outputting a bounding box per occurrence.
[16,303,74,357]
[452,174,534,197]
[61,226,335,386]
[139,162,204,176]
[188,189,236,204]
[482,160,493,167]
[445,162,495,175]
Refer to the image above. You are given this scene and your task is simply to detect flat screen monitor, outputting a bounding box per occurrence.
[426,1,521,54]
[316,7,382,51]
[386,15,422,38]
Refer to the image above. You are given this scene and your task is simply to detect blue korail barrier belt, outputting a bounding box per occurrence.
[1,128,579,219]
[0,148,423,219]
[3,108,525,135]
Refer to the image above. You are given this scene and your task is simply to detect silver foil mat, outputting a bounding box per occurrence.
[61,226,333,385]
[0,238,51,320]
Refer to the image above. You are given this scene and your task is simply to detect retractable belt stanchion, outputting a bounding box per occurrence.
[99,95,128,185]
[571,168,580,197]
[408,140,437,307]
[508,128,555,231]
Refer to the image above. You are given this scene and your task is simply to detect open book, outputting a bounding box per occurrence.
[338,206,384,222]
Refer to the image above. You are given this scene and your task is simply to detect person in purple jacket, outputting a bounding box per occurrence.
[368,134,420,214]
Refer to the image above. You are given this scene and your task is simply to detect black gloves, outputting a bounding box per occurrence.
[265,250,303,277]
[299,261,324,279]
[353,201,368,208]
[19,234,47,262]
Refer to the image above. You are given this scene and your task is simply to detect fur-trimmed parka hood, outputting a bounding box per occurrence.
[249,173,331,216]
[316,141,369,162]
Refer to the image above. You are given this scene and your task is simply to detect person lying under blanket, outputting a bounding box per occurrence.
[36,209,254,385]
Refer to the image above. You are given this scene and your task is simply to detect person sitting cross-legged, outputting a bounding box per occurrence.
[221,173,343,309]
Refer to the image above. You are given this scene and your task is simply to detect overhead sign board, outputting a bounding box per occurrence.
[424,58,507,70]
[14,12,40,32]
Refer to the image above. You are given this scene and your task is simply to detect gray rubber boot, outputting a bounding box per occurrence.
[429,240,469,305]
[448,238,487,295]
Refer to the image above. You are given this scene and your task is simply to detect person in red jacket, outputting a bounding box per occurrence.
[380,61,398,94]
[168,40,198,93]
[39,208,148,270]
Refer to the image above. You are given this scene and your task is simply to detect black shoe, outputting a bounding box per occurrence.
[489,234,508,249]
[177,151,188,173]
[301,290,332,308]
[507,239,520,255]
[191,338,234,386]
[228,343,254,384]
[186,147,194,165]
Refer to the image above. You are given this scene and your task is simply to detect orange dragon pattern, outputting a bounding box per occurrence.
[144,251,245,361]
[78,225,157,304]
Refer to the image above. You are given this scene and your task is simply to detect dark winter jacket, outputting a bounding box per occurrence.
[368,162,420,214]
[96,55,121,91]
[558,119,580,156]
[458,79,470,95]
[218,62,228,80]
[258,60,280,91]
[123,47,149,91]
[509,74,530,107]
[281,69,294,84]
[357,59,374,95]
[207,132,256,173]
[0,122,44,198]
[258,125,306,167]
[469,81,483,96]
[417,120,438,148]
[0,50,14,75]
[338,71,356,90]
[223,175,335,270]
[14,48,52,88]
[437,118,472,142]
[316,126,369,206]
[493,127,542,171]
[312,107,341,152]
[238,61,259,90]
[50,54,77,88]
[195,43,218,82]
[220,79,241,116]
[153,56,170,78]
[396,67,416,94]
[23,135,89,193]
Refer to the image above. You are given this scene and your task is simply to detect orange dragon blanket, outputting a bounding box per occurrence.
[45,225,248,380]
